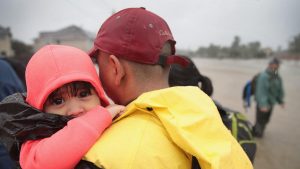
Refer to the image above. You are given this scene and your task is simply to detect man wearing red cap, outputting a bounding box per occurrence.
[84,7,253,169]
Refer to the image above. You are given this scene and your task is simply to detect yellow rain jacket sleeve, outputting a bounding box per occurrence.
[84,86,253,169]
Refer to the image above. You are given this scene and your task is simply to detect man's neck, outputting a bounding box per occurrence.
[122,78,169,105]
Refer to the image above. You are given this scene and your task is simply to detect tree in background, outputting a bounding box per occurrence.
[230,36,241,58]
[11,39,33,64]
[247,42,266,58]
[194,36,266,59]
[288,33,300,54]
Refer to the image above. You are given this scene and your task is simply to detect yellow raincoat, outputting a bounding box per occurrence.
[84,86,253,169]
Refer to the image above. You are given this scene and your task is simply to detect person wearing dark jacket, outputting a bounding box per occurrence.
[253,58,285,137]
[0,142,16,169]
[0,58,25,169]
[0,58,25,101]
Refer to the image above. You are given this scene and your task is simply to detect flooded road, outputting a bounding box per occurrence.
[193,58,300,169]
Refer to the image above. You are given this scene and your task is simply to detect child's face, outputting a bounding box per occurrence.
[43,83,100,116]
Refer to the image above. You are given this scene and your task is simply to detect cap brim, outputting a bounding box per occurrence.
[167,55,190,68]
[88,47,97,57]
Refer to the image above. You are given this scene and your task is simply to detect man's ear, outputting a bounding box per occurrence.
[108,55,125,86]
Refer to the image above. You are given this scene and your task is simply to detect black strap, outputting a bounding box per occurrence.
[157,55,167,67]
[191,156,201,169]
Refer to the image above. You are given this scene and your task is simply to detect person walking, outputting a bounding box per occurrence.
[253,58,285,137]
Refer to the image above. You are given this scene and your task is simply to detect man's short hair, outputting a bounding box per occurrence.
[269,58,280,65]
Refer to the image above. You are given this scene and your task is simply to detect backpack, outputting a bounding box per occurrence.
[242,73,259,108]
[216,102,256,162]
[192,102,257,168]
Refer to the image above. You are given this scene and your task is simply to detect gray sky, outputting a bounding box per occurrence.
[1,0,299,50]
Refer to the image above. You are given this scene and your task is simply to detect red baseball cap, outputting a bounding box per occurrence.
[89,7,189,67]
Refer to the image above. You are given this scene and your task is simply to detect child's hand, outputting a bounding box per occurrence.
[106,104,126,119]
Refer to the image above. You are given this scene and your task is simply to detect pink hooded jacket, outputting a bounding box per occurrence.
[20,45,112,169]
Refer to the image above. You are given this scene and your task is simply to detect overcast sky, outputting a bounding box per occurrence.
[1,0,299,50]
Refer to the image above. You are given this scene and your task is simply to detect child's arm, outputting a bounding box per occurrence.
[19,105,123,169]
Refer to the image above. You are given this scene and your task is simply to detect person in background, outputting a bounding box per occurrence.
[84,7,253,169]
[0,57,25,169]
[169,56,256,163]
[253,58,285,137]
[0,58,25,101]
[2,57,27,88]
[0,142,16,169]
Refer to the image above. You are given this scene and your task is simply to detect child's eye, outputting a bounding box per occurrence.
[78,90,91,98]
[52,98,64,105]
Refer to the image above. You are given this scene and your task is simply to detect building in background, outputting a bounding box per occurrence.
[33,25,95,52]
[0,26,14,57]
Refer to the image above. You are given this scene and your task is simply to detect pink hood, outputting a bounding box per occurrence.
[26,45,109,110]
